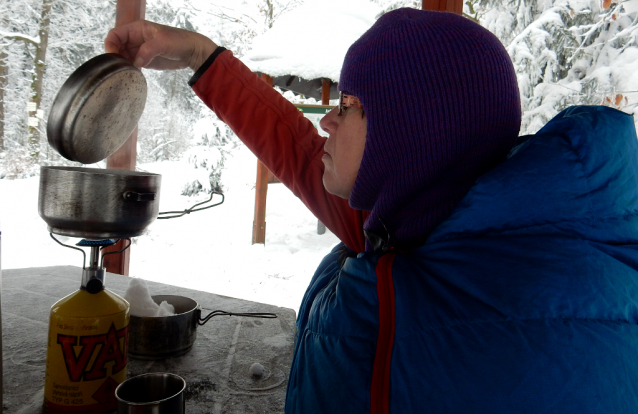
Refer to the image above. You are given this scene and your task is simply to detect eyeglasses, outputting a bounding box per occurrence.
[338,92,362,116]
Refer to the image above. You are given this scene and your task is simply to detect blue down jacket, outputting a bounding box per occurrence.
[285,106,638,414]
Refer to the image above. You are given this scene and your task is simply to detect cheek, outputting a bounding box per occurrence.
[350,125,367,173]
[338,136,366,190]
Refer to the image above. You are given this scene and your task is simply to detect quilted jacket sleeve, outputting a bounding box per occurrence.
[191,50,367,252]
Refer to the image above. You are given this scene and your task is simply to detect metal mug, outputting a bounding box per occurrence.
[115,373,186,414]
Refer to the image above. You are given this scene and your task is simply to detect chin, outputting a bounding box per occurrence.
[325,185,349,200]
[322,177,340,198]
[322,172,351,200]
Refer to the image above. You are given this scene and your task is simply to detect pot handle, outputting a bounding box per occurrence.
[158,189,224,220]
[123,191,156,201]
[198,310,277,326]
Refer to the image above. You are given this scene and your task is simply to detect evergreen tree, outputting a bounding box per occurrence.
[468,0,638,134]
[0,0,115,176]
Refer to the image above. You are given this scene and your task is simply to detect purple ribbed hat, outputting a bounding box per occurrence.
[340,9,521,251]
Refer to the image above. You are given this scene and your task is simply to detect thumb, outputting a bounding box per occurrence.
[133,39,168,69]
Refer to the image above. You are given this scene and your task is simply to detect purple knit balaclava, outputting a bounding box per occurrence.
[339,9,521,251]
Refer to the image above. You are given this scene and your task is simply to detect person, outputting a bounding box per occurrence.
[106,8,638,413]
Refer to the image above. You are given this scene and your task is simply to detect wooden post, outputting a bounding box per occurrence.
[321,78,331,105]
[102,0,146,276]
[115,0,146,25]
[253,159,270,244]
[422,0,462,14]
[252,74,273,244]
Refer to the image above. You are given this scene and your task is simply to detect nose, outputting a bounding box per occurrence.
[319,106,339,135]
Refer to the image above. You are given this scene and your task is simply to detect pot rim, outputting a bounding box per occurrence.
[129,295,199,319]
[41,165,160,177]
[115,372,186,406]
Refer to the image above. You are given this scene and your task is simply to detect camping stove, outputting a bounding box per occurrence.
[49,234,131,293]
[44,235,132,413]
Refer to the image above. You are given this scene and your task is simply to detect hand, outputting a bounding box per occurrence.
[104,20,218,71]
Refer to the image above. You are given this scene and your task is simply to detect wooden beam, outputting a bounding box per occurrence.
[252,74,273,244]
[102,0,146,276]
[253,158,270,244]
[422,0,462,14]
[321,78,331,106]
[115,0,146,25]
[267,170,279,183]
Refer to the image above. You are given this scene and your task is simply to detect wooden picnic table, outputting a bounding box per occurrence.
[1,266,296,413]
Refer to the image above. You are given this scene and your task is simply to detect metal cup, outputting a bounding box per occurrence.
[115,373,186,414]
[128,295,200,360]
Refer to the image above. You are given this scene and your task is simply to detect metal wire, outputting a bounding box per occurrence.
[50,233,87,269]
[157,191,224,219]
[198,310,277,326]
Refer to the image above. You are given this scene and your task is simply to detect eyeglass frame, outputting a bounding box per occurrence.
[338,92,362,116]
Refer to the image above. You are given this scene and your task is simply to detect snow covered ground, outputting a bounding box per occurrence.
[0,145,340,312]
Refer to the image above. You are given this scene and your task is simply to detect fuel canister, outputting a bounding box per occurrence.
[43,265,129,414]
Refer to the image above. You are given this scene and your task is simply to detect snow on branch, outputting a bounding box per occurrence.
[0,29,39,45]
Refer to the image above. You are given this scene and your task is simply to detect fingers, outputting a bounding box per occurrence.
[104,21,148,64]
[104,21,174,69]
[104,20,218,71]
[133,36,170,69]
[135,41,186,71]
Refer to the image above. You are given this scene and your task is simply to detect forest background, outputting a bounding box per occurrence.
[1,0,637,310]
[1,0,637,181]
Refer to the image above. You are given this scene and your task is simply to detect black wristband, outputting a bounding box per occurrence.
[188,47,227,87]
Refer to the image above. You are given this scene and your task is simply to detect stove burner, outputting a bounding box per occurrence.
[77,239,117,248]
[50,234,131,293]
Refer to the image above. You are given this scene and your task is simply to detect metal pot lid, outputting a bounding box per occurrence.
[47,53,147,164]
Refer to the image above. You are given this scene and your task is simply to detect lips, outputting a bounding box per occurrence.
[322,143,332,159]
[323,137,333,156]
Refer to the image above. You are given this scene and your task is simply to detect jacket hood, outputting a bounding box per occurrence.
[429,106,638,244]
[339,9,521,251]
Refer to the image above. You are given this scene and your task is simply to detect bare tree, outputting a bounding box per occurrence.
[0,0,115,175]
[0,50,7,151]
[0,0,52,165]
[27,0,53,163]
[261,0,304,29]
[186,0,303,56]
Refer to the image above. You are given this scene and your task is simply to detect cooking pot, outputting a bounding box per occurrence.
[38,166,223,238]
[128,295,277,360]
[41,53,222,238]
[39,166,161,239]
[40,53,156,238]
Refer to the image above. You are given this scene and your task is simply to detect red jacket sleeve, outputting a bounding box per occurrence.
[191,50,367,253]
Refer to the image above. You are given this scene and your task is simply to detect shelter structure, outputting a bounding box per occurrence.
[241,0,463,245]
[241,0,379,243]
[104,0,463,274]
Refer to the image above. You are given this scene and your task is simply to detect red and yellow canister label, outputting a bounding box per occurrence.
[43,289,129,414]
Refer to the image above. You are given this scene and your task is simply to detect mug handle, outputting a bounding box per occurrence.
[198,310,277,326]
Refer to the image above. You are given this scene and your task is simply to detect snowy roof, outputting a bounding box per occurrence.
[241,0,381,83]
